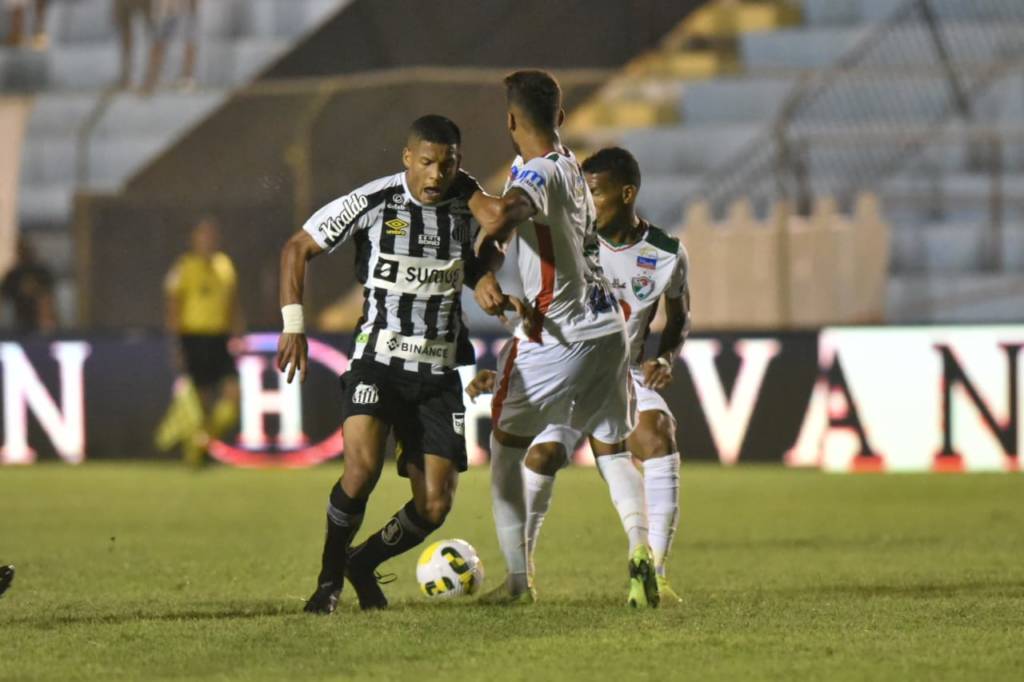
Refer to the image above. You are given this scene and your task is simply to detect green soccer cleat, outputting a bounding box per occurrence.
[0,565,14,599]
[477,576,537,605]
[656,575,682,605]
[627,546,660,609]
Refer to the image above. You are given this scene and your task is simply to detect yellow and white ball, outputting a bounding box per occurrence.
[416,539,485,598]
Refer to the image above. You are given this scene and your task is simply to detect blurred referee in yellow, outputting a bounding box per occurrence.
[156,217,244,467]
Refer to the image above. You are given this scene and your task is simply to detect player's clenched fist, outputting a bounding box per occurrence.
[276,332,308,384]
[641,357,673,390]
[474,272,506,316]
[466,369,497,400]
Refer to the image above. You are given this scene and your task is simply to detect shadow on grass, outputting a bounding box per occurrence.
[3,600,298,629]
[776,579,1024,599]
[685,535,944,551]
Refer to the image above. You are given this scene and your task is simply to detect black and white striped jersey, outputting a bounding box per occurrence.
[303,171,481,376]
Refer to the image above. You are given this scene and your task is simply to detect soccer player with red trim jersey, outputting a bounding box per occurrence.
[467,71,658,607]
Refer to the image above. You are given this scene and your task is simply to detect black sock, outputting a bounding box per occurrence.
[348,500,440,573]
[315,482,366,586]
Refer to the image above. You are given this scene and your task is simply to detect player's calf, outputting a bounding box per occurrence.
[304,481,367,615]
[346,500,445,610]
[629,410,681,582]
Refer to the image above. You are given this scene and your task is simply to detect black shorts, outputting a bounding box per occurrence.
[340,360,467,477]
[180,334,237,388]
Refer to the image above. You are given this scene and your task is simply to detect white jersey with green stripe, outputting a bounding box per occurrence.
[505,148,624,345]
[598,223,689,367]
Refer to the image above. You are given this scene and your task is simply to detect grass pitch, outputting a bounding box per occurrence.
[1,463,1022,681]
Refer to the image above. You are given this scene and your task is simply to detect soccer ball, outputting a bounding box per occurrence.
[416,538,485,598]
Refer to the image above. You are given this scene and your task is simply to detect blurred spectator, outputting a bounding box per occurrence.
[4,0,48,49]
[114,0,200,93]
[0,237,57,334]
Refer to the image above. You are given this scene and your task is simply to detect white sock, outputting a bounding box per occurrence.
[596,452,649,555]
[643,453,680,577]
[489,435,529,591]
[523,466,556,580]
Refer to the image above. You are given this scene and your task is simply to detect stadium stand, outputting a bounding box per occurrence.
[71,1,703,331]
[564,0,1024,323]
[1,0,352,324]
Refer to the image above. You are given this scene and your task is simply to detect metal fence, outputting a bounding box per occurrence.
[689,0,1024,218]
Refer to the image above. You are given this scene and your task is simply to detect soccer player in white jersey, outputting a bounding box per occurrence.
[469,147,691,603]
[466,71,659,607]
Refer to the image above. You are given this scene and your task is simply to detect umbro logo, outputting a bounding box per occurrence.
[381,518,403,546]
[385,218,408,236]
[352,382,379,405]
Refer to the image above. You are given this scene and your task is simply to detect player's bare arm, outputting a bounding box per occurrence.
[276,230,324,384]
[643,291,690,390]
[469,187,536,242]
[471,235,508,315]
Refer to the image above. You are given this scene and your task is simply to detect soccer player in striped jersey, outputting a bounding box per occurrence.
[475,147,691,603]
[277,115,485,615]
[467,71,659,607]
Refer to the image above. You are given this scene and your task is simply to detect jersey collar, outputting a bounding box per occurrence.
[598,220,648,252]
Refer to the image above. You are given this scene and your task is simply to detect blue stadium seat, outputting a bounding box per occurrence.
[620,125,760,175]
[680,77,796,125]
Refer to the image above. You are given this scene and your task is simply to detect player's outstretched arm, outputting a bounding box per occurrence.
[468,188,536,242]
[276,230,324,384]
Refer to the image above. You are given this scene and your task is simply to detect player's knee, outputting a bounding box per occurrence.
[631,413,676,460]
[341,448,382,495]
[633,429,676,460]
[525,443,566,476]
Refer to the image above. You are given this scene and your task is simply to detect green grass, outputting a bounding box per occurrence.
[1,463,1022,681]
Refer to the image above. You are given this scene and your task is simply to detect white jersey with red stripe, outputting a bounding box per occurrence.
[598,222,689,367]
[505,149,624,345]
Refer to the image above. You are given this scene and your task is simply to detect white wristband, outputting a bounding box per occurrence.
[281,304,305,334]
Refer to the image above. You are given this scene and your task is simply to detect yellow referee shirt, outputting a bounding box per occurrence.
[164,252,237,335]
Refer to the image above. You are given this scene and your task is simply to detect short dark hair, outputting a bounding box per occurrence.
[582,147,642,187]
[504,70,562,129]
[408,114,461,146]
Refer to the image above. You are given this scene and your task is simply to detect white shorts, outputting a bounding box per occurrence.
[531,369,674,455]
[492,331,636,444]
[629,367,674,419]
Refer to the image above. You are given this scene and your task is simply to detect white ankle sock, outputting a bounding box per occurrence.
[596,452,649,555]
[643,453,680,577]
[489,435,529,583]
[523,466,556,579]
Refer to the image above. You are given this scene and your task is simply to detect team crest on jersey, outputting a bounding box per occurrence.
[631,275,656,301]
[451,217,470,243]
[385,218,409,236]
[352,382,380,405]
